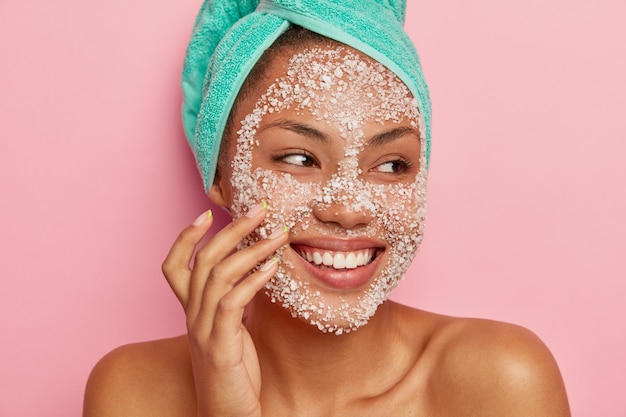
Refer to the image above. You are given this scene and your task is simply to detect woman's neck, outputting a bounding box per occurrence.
[245,295,414,408]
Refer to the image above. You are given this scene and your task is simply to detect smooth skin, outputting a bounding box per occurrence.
[84,44,571,417]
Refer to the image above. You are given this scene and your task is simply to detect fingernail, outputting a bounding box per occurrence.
[268,225,288,239]
[260,256,279,272]
[192,210,212,226]
[245,200,268,218]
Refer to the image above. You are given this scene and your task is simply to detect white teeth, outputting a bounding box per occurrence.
[333,253,346,269]
[345,253,357,269]
[298,248,375,270]
[313,252,323,265]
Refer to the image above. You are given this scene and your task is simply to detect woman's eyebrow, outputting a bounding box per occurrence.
[367,127,419,146]
[257,119,329,143]
[258,120,418,145]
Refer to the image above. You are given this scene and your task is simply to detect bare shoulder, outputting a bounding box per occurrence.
[423,315,571,417]
[83,335,195,417]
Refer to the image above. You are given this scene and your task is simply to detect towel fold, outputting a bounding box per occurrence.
[182,0,431,191]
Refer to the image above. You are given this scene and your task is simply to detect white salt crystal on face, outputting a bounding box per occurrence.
[229,46,428,334]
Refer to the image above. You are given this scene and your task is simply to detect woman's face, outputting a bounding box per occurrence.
[215,45,427,335]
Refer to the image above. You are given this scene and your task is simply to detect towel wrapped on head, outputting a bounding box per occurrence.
[182,0,431,191]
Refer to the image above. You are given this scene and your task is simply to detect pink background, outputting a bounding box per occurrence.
[1,0,625,415]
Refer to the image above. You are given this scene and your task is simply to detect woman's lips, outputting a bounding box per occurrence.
[289,242,384,289]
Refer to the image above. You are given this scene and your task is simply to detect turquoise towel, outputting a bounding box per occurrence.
[182,0,431,191]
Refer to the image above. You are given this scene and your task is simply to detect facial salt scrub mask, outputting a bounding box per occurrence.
[229,47,428,335]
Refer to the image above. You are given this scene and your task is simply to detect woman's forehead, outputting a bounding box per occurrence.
[244,46,421,137]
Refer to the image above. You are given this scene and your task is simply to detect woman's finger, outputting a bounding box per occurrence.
[192,226,288,326]
[162,209,214,307]
[191,201,269,275]
[204,257,278,348]
[188,225,288,324]
[186,201,271,315]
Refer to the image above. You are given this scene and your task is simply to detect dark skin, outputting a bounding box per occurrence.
[84,45,571,417]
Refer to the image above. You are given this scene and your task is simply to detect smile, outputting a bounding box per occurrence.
[292,245,379,270]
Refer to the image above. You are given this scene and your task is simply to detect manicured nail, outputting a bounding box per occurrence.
[192,210,212,226]
[245,200,268,218]
[260,256,279,272]
[268,225,289,239]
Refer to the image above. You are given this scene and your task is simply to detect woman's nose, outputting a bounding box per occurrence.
[312,201,373,229]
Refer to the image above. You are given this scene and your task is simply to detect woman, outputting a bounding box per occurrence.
[84,1,571,415]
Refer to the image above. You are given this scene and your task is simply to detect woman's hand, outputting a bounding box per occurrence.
[162,202,288,417]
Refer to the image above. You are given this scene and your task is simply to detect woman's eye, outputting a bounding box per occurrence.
[279,153,317,167]
[373,160,411,174]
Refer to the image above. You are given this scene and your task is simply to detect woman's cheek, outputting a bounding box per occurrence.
[249,168,318,234]
[374,181,426,257]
